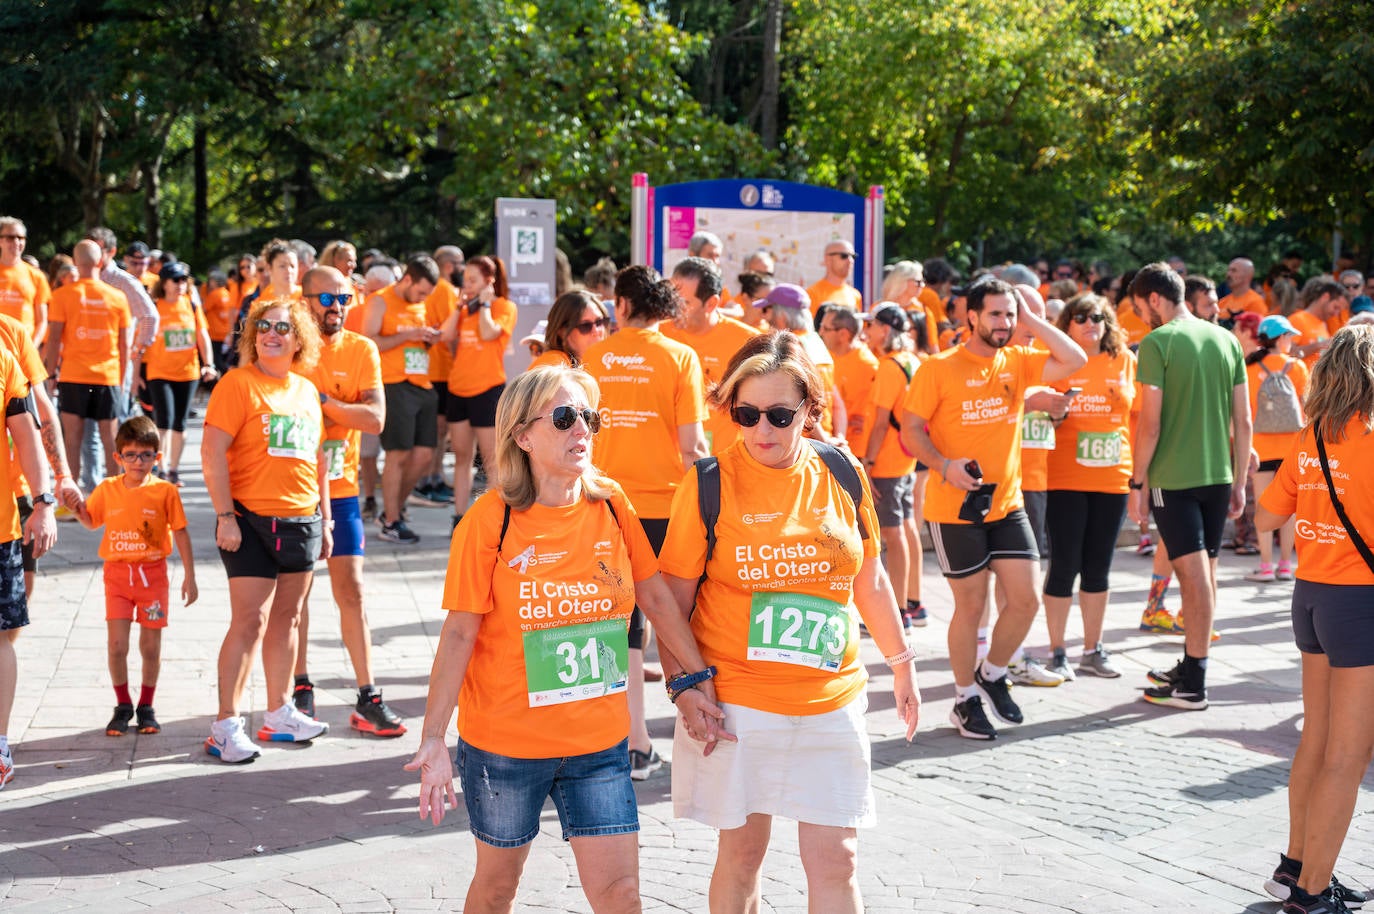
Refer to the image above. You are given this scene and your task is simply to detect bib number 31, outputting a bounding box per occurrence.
[523,618,629,707]
[748,592,849,671]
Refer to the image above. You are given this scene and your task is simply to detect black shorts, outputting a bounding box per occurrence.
[146,378,199,432]
[16,496,35,573]
[445,384,504,428]
[1258,458,1283,473]
[0,538,29,630]
[1150,483,1231,559]
[928,509,1039,579]
[380,382,438,452]
[433,381,450,417]
[871,474,914,528]
[629,517,669,650]
[57,382,121,421]
[219,502,323,578]
[1291,579,1374,667]
[1022,489,1048,559]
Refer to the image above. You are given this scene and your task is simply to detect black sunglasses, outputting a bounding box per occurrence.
[572,317,608,334]
[530,405,600,433]
[312,292,353,308]
[254,319,294,335]
[1071,312,1106,324]
[731,400,805,429]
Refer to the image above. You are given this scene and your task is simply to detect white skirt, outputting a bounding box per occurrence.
[671,694,876,830]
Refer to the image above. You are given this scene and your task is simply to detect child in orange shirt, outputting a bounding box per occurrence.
[75,417,197,737]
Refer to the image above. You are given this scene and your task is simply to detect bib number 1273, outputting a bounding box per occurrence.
[748,592,849,671]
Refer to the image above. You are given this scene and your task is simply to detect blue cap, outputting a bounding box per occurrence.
[1258,315,1298,339]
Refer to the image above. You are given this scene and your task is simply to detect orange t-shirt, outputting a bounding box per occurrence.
[372,285,432,388]
[658,440,880,716]
[918,285,947,326]
[49,278,131,386]
[0,346,30,542]
[425,279,459,383]
[204,364,324,517]
[1327,308,1349,335]
[0,262,51,338]
[86,475,187,563]
[831,345,879,455]
[1288,309,1331,369]
[0,315,46,500]
[203,287,235,343]
[903,344,1050,524]
[1047,349,1137,494]
[443,483,657,758]
[144,296,209,382]
[867,351,918,479]
[447,297,517,397]
[307,330,382,500]
[228,279,258,314]
[938,324,967,352]
[1248,353,1310,463]
[528,349,573,370]
[662,316,761,454]
[584,327,707,518]
[1260,422,1374,585]
[1116,302,1151,349]
[1219,287,1267,318]
[806,278,862,316]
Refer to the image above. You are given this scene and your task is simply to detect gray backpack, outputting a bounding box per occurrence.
[1254,360,1304,434]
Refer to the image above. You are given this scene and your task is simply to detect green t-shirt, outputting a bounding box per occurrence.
[1136,316,1246,490]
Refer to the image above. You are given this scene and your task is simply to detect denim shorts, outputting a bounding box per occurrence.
[456,737,639,848]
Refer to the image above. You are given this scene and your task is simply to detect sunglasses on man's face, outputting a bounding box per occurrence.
[530,405,600,433]
[254,319,294,335]
[731,400,805,429]
[313,292,353,308]
[1072,312,1106,324]
[572,317,608,334]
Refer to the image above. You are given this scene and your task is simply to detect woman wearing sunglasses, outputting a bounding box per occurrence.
[201,300,333,764]
[530,289,609,369]
[1042,294,1137,678]
[138,262,217,486]
[657,331,919,914]
[407,365,724,911]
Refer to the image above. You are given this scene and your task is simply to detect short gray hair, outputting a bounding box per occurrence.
[688,231,723,256]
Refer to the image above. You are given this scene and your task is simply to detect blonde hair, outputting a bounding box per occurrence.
[238,298,322,373]
[880,261,923,304]
[496,366,614,511]
[707,331,825,432]
[1306,325,1374,443]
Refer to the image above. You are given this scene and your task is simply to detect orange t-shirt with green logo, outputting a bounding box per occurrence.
[443,482,657,758]
[0,262,51,338]
[1248,352,1310,464]
[903,344,1050,524]
[86,475,187,563]
[307,330,382,500]
[868,351,919,479]
[425,279,459,384]
[585,327,707,518]
[204,364,324,517]
[1047,349,1137,494]
[806,278,862,316]
[0,315,46,500]
[447,297,517,397]
[49,278,131,386]
[144,296,209,382]
[203,287,235,343]
[831,345,879,456]
[1288,310,1330,369]
[658,441,880,716]
[0,346,30,542]
[1260,421,1374,585]
[663,316,761,454]
[373,285,432,388]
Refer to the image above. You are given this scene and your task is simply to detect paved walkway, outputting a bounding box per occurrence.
[2,413,1371,912]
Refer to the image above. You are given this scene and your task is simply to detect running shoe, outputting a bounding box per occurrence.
[0,746,13,789]
[361,496,377,521]
[135,705,161,734]
[351,690,407,738]
[1282,886,1354,913]
[1046,647,1075,682]
[432,481,455,503]
[205,716,261,764]
[1173,611,1220,642]
[1332,879,1369,910]
[902,603,928,629]
[949,695,997,740]
[106,703,135,736]
[1276,563,1295,581]
[1266,854,1302,901]
[257,704,329,742]
[1246,565,1277,583]
[629,746,662,781]
[1135,533,1156,556]
[407,485,449,508]
[974,667,1024,724]
[166,469,182,487]
[1139,607,1178,633]
[292,679,316,718]
[1078,644,1121,678]
[1008,655,1064,687]
[1142,681,1208,710]
[379,519,420,544]
[1147,659,1184,688]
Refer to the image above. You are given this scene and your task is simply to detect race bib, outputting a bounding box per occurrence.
[162,327,194,352]
[265,413,318,460]
[403,346,429,376]
[748,592,849,671]
[1021,413,1055,450]
[523,618,629,707]
[322,439,346,481]
[1076,430,1123,468]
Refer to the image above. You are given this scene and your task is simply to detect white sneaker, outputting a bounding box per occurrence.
[1007,655,1065,687]
[205,716,261,764]
[257,704,329,742]
[0,746,13,788]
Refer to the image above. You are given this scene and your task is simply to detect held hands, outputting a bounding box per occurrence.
[675,682,737,757]
[56,477,83,511]
[403,736,460,826]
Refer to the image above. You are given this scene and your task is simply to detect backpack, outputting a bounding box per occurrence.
[1254,360,1304,434]
[694,438,868,565]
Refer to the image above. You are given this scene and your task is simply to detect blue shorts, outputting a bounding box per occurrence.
[0,539,29,630]
[331,496,365,558]
[456,737,639,848]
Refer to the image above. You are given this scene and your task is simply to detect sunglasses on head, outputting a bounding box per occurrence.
[531,405,600,433]
[254,319,294,335]
[572,317,608,334]
[731,400,805,429]
[1072,312,1106,324]
[313,291,353,308]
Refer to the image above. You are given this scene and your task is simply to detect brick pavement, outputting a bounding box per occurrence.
[2,414,1372,912]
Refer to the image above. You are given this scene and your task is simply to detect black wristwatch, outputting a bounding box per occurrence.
[34,492,56,506]
[1128,479,1144,491]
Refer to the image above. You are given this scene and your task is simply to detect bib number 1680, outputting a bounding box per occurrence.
[748,593,849,671]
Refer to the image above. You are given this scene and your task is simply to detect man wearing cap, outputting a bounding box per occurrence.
[0,217,50,344]
[819,305,877,454]
[761,284,847,446]
[807,240,863,317]
[1219,258,1266,319]
[1288,276,1345,368]
[122,242,159,291]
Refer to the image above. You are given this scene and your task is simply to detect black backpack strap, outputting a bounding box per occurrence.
[694,456,721,564]
[497,502,512,554]
[886,354,917,431]
[1314,422,1374,575]
[806,439,870,541]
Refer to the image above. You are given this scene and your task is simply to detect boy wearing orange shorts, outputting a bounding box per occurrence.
[75,416,197,736]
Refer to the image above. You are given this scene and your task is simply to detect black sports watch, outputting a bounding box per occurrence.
[1128,479,1144,491]
[34,492,56,506]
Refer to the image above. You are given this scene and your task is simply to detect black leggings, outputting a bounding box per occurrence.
[1043,490,1128,598]
[147,378,198,432]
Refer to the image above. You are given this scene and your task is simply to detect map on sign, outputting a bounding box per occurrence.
[661,206,856,293]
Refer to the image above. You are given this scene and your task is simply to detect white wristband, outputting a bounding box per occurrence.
[884,646,917,667]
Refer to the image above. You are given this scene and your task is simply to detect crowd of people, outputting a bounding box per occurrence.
[1,214,1373,912]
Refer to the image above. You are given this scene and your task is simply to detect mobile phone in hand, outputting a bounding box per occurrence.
[965,460,983,480]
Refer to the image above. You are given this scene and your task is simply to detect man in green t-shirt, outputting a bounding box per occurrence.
[1127,262,1253,711]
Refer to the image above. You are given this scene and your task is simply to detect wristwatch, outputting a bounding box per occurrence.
[34,492,56,506]
[1128,479,1144,491]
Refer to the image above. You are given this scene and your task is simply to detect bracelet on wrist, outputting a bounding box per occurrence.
[666,665,718,701]
[884,646,917,667]
[216,511,236,519]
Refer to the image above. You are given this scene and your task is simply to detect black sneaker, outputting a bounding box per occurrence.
[949,695,997,739]
[1283,885,1353,913]
[629,747,662,780]
[350,690,407,738]
[1147,659,1184,687]
[135,705,161,734]
[292,680,316,718]
[361,496,377,522]
[1332,877,1369,910]
[379,519,420,544]
[1142,681,1208,710]
[974,667,1023,724]
[1266,853,1302,901]
[105,703,135,736]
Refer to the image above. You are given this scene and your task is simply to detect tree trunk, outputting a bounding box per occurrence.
[759,0,781,149]
[142,158,162,248]
[193,120,208,256]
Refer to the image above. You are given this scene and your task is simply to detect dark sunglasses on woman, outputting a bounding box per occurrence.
[573,318,608,334]
[730,400,805,429]
[254,319,294,335]
[531,405,601,433]
[1072,312,1106,324]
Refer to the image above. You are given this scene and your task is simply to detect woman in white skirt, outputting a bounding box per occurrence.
[659,331,920,913]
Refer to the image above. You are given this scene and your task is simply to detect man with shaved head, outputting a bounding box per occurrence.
[1219,258,1265,319]
[807,239,863,316]
[44,241,132,482]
